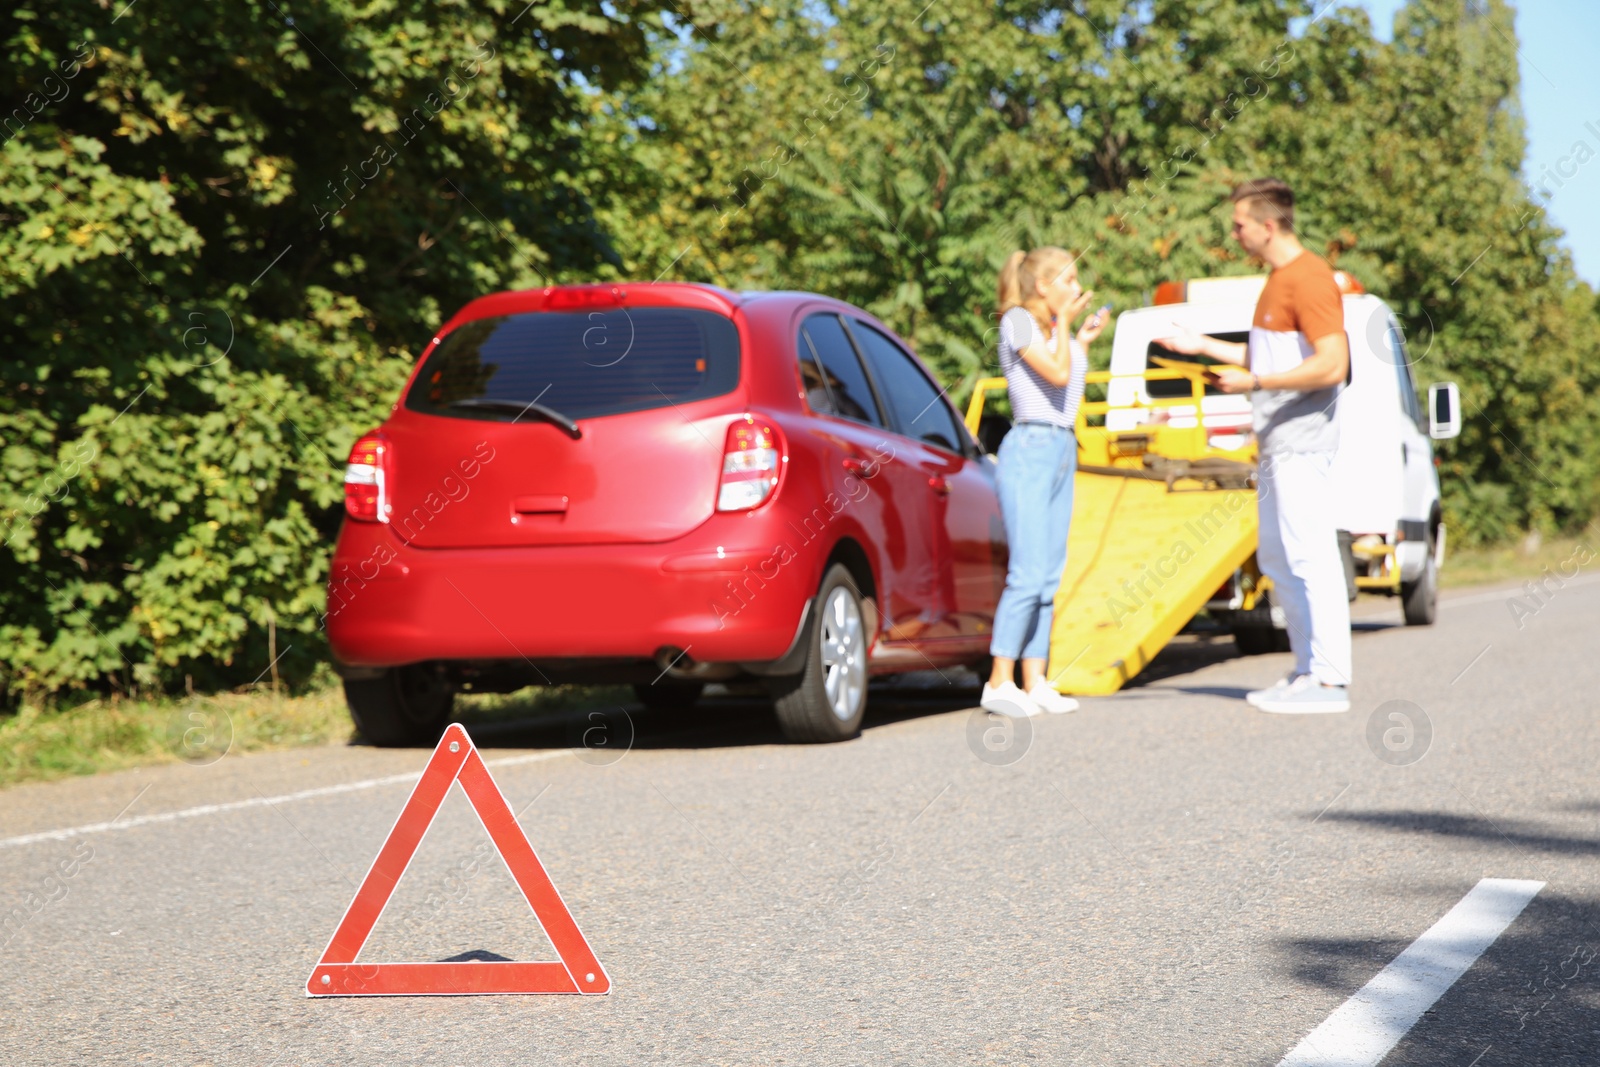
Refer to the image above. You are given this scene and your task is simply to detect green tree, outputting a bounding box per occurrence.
[0,0,661,700]
[602,0,1600,541]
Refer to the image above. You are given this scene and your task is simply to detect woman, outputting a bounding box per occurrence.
[982,246,1106,718]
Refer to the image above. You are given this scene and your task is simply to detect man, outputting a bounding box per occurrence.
[1158,178,1353,713]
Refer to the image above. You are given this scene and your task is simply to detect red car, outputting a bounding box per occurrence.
[327,283,1007,744]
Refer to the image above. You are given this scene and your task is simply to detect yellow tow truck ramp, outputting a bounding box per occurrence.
[965,368,1263,695]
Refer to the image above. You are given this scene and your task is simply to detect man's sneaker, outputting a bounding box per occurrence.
[980,681,1041,718]
[1027,682,1079,714]
[1246,673,1308,708]
[1256,682,1351,714]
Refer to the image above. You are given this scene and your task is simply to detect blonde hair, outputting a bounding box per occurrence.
[997,246,1077,340]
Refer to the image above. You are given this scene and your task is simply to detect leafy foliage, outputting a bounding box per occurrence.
[602,0,1600,537]
[1,0,659,700]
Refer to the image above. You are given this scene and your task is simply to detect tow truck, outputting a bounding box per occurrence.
[964,272,1461,694]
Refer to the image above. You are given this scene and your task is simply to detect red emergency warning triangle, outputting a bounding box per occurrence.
[305,723,608,996]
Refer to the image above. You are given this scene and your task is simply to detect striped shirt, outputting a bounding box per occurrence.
[998,305,1087,430]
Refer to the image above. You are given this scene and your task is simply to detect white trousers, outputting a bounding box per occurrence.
[1256,450,1353,686]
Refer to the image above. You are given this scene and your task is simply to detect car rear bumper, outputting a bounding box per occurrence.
[324,521,817,670]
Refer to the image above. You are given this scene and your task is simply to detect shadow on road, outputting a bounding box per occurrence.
[1316,809,1600,857]
[453,675,982,752]
[377,603,1411,752]
[1273,887,1600,1066]
[440,949,514,962]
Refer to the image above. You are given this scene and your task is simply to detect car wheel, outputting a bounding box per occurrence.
[768,564,868,742]
[344,665,455,747]
[1401,547,1438,626]
[632,681,704,711]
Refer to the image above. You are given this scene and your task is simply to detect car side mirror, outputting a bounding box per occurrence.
[1428,381,1460,440]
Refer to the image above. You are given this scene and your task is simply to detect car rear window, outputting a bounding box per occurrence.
[405,307,740,422]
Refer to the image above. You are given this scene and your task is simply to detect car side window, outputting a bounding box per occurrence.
[800,314,883,427]
[797,336,838,416]
[848,320,963,454]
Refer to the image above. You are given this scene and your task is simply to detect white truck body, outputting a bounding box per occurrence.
[1107,288,1452,603]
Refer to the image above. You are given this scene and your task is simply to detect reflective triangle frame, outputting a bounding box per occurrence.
[305,723,608,996]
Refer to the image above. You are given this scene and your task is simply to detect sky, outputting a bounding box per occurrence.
[1354,0,1600,286]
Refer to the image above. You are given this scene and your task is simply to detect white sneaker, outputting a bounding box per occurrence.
[980,681,1040,718]
[1246,673,1308,708]
[1257,681,1351,715]
[1027,682,1079,714]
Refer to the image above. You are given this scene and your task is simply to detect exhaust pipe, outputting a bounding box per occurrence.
[652,647,737,681]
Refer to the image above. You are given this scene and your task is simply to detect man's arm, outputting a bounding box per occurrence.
[1213,331,1348,394]
[1152,326,1248,366]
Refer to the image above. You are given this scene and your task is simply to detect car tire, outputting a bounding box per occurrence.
[1401,547,1438,626]
[632,681,704,711]
[344,665,455,747]
[767,564,869,743]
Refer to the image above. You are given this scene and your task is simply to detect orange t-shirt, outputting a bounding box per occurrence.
[1248,251,1345,454]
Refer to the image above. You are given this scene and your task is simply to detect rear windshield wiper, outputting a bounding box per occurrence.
[447,398,583,439]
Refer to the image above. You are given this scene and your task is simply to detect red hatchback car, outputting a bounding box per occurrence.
[327,283,1007,744]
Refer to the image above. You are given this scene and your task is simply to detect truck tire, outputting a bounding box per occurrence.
[767,564,868,743]
[1234,625,1291,656]
[344,665,455,747]
[1337,529,1359,603]
[1402,549,1438,626]
[1230,592,1292,655]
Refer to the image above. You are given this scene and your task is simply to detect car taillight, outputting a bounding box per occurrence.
[717,416,782,512]
[344,431,391,522]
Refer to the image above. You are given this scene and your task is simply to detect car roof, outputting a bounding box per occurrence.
[445,284,859,325]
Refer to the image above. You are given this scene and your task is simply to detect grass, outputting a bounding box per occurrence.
[3,525,1595,791]
[1440,526,1598,589]
[0,683,632,791]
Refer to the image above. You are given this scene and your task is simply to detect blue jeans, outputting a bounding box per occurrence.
[990,423,1076,662]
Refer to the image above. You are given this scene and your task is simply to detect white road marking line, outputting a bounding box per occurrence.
[0,751,567,851]
[1440,572,1600,609]
[1277,877,1544,1067]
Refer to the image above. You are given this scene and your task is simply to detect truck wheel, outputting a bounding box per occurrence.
[1230,592,1292,655]
[1234,625,1291,656]
[1402,550,1438,626]
[344,665,455,747]
[767,564,868,742]
[1337,530,1359,603]
[632,681,704,711]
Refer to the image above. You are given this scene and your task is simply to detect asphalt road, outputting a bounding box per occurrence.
[3,576,1599,1066]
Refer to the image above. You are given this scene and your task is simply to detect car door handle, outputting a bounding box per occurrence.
[928,475,950,496]
[842,457,870,473]
[513,494,569,514]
